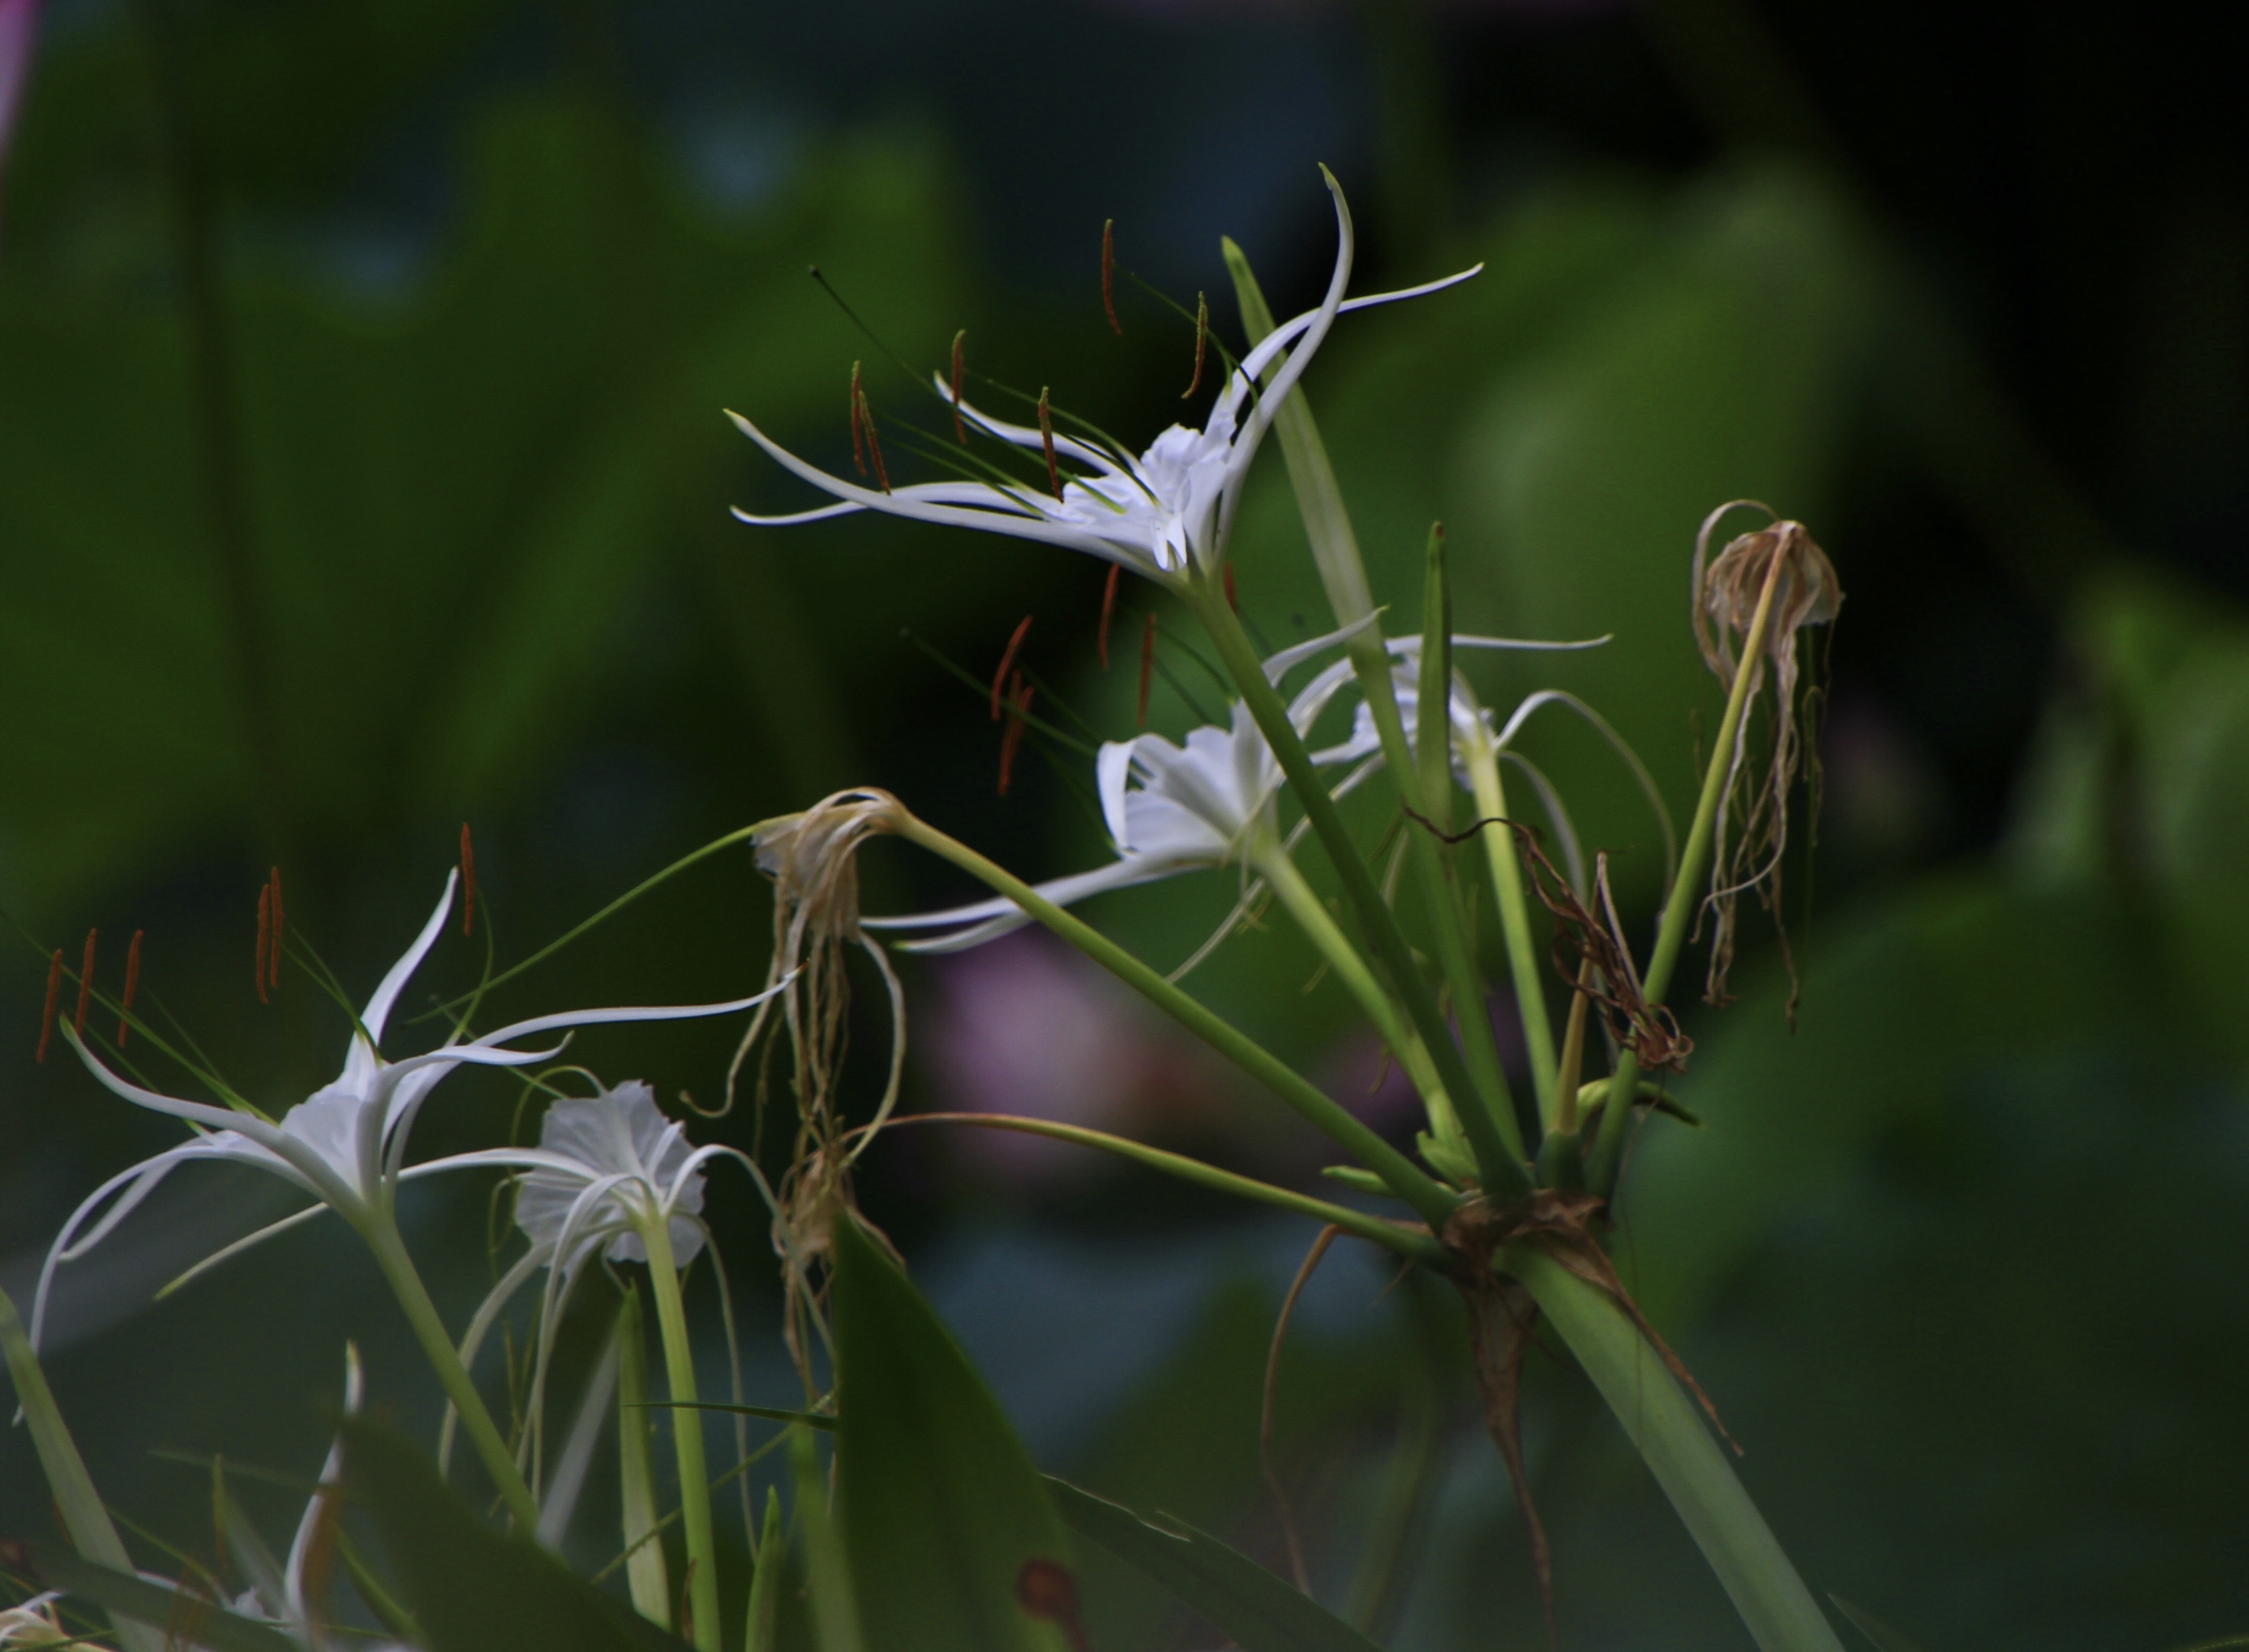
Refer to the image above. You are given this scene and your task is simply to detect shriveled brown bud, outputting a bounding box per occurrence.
[1688,501,1844,1019]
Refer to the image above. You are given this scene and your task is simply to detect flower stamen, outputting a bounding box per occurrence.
[1101,219,1121,335]
[255,881,272,1006]
[461,822,477,938]
[949,330,968,443]
[848,361,867,476]
[118,929,144,1049]
[1137,613,1156,728]
[989,614,1033,720]
[1098,564,1121,668]
[860,381,891,494]
[1182,290,1209,400]
[269,867,285,995]
[36,947,61,1062]
[1223,562,1239,613]
[998,676,1034,797]
[1037,386,1062,501]
[73,928,96,1038]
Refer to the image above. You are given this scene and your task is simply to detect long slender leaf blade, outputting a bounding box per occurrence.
[832,1213,1072,1652]
[27,1546,299,1652]
[340,1416,690,1652]
[0,1287,166,1652]
[1044,1477,1385,1652]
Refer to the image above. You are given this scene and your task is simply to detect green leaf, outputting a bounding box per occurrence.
[340,1416,691,1652]
[0,1286,166,1652]
[26,1545,298,1652]
[1043,1477,1384,1652]
[1828,1595,1937,1652]
[830,1212,1073,1652]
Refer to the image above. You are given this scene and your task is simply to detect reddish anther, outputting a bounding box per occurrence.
[1037,386,1062,501]
[461,822,477,938]
[118,929,144,1049]
[268,867,284,993]
[949,330,968,443]
[1098,564,1121,668]
[861,390,891,493]
[998,678,1034,797]
[255,883,272,1005]
[1137,612,1157,728]
[36,948,62,1062]
[73,928,96,1037]
[1223,561,1239,613]
[989,614,1034,720]
[848,361,867,476]
[1182,290,1209,400]
[1101,220,1121,336]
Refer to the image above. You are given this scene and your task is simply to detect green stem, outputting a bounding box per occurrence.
[360,1217,542,1534]
[616,1284,672,1628]
[1589,551,1786,1192]
[1189,582,1531,1193]
[893,814,1460,1231]
[1512,1249,1844,1652]
[1255,840,1465,1150]
[640,1220,722,1652]
[1462,729,1561,1109]
[893,1113,1450,1267]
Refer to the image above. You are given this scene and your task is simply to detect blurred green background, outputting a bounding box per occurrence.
[5,2,2247,1648]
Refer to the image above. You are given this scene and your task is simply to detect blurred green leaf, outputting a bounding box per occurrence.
[1047,1476,1386,1652]
[340,1415,690,1652]
[27,1545,298,1652]
[0,1287,166,1652]
[1829,1595,1936,1652]
[0,91,966,912]
[832,1212,1071,1652]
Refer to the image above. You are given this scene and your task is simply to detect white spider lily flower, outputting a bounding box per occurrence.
[0,1595,67,1647]
[728,174,1481,581]
[865,623,1375,953]
[34,871,785,1350]
[513,1081,718,1274]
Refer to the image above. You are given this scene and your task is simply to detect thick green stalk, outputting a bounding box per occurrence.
[1255,841,1466,1150]
[616,1285,673,1629]
[639,1220,723,1652]
[893,814,1460,1230]
[1461,730,1561,1109]
[1410,526,1518,1140]
[1589,552,1785,1192]
[1223,252,1523,1180]
[360,1217,541,1533]
[1512,1249,1844,1652]
[1190,582,1531,1193]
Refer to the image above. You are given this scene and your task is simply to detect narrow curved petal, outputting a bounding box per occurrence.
[928,376,1127,475]
[727,411,1136,565]
[1261,610,1384,684]
[363,871,458,1047]
[730,501,864,526]
[873,854,1206,954]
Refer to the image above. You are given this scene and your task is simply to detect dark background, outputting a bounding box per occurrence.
[4,2,2247,1648]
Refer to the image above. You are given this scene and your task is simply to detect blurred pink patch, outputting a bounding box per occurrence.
[918,929,1238,1185]
[0,0,35,213]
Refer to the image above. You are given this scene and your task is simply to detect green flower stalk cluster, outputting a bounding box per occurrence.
[731,169,1844,1649]
[7,167,1843,1652]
